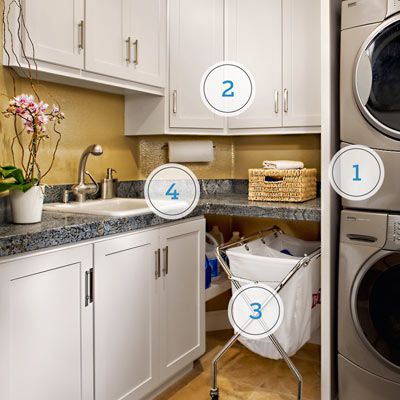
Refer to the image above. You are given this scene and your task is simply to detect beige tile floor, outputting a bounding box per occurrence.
[156,330,321,400]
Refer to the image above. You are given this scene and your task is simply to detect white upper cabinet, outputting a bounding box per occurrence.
[226,0,282,129]
[125,0,321,135]
[282,0,321,127]
[85,0,166,87]
[85,0,131,81]
[4,0,165,94]
[20,0,84,69]
[169,0,224,129]
[129,0,166,87]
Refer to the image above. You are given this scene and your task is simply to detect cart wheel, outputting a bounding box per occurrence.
[210,388,219,399]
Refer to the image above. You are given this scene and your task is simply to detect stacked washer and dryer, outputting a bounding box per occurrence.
[339,0,400,399]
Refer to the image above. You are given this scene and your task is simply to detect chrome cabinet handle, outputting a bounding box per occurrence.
[126,37,132,63]
[155,249,161,279]
[172,90,177,114]
[283,88,288,113]
[78,20,84,50]
[162,246,169,276]
[274,90,279,114]
[85,268,93,306]
[133,39,138,65]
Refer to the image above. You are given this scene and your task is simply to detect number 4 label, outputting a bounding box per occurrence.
[165,183,180,200]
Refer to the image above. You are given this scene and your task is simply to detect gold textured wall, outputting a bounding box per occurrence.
[136,135,235,179]
[234,135,321,178]
[136,134,321,180]
[0,73,140,184]
[0,70,320,183]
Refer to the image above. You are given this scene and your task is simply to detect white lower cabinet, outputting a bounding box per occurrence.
[94,230,160,400]
[159,220,205,381]
[0,217,205,400]
[0,245,94,400]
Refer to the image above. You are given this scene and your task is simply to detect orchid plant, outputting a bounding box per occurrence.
[0,94,65,193]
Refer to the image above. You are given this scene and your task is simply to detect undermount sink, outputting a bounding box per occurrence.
[43,198,152,217]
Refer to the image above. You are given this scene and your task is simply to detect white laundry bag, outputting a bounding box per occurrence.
[226,232,321,360]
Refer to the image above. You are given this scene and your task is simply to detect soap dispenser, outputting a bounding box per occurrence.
[101,168,117,199]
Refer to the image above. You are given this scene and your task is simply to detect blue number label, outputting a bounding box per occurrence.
[249,302,262,320]
[222,80,234,97]
[352,164,362,181]
[165,183,180,200]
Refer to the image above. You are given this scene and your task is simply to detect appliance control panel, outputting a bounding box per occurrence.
[387,0,400,17]
[385,215,400,250]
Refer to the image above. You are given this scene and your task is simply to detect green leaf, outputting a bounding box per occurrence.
[0,181,36,193]
[0,165,26,184]
[0,182,16,193]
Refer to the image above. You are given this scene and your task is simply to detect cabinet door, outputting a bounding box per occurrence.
[22,0,84,68]
[85,0,132,80]
[94,230,160,400]
[226,0,282,129]
[159,219,205,381]
[169,0,224,129]
[282,0,321,127]
[0,246,93,400]
[129,0,166,87]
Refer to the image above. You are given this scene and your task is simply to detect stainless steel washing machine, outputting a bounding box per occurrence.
[338,210,400,399]
[341,0,400,211]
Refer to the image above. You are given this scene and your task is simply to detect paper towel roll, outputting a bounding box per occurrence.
[168,141,214,162]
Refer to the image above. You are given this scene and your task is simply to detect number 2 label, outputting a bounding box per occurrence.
[222,80,234,97]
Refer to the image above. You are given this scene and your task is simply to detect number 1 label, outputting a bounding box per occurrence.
[352,164,362,181]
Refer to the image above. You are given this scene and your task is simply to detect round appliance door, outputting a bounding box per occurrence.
[352,252,400,369]
[354,15,400,140]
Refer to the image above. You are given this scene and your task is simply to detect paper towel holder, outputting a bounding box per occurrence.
[161,143,216,149]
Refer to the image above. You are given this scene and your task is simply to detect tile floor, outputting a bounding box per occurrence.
[156,330,321,400]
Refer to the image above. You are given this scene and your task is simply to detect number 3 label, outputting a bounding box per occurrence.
[222,80,234,97]
[250,302,262,320]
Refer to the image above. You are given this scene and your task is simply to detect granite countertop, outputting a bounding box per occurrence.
[201,194,320,221]
[0,194,320,258]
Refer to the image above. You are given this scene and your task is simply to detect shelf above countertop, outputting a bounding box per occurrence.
[199,194,320,222]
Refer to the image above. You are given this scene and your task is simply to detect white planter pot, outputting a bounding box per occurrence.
[9,185,44,224]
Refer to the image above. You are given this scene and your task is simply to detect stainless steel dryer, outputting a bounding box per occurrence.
[341,0,400,210]
[338,210,400,399]
[341,0,400,147]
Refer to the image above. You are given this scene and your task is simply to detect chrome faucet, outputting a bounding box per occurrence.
[63,144,103,203]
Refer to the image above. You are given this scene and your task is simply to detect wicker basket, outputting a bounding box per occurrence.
[248,168,317,202]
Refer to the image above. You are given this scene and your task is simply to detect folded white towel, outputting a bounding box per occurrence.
[263,160,304,170]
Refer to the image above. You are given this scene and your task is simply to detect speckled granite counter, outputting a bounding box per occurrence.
[0,194,320,257]
[201,194,320,221]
